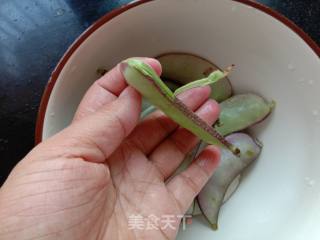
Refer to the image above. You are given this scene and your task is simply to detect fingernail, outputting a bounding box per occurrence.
[118,62,128,74]
[121,57,161,76]
[196,100,220,124]
[119,86,133,98]
[124,57,157,65]
[202,101,216,113]
[143,57,161,66]
[119,87,141,104]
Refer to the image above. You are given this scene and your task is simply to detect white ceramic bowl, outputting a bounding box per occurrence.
[36,0,320,239]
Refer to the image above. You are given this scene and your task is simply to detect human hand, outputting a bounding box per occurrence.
[0,58,220,240]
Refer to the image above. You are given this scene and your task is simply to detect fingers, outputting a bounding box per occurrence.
[166,146,220,213]
[150,99,220,179]
[126,86,211,154]
[73,58,161,121]
[47,86,141,163]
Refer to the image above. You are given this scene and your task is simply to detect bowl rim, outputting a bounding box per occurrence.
[35,0,320,144]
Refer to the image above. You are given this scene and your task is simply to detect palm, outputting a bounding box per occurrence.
[102,149,178,239]
[0,147,183,240]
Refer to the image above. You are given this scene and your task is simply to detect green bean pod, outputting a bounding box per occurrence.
[121,59,239,154]
[140,80,180,118]
[215,94,275,136]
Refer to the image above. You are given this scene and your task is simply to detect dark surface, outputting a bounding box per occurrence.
[0,0,319,185]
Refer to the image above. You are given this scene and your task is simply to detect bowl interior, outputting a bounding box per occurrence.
[41,0,320,239]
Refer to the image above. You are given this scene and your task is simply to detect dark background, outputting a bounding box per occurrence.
[0,0,319,185]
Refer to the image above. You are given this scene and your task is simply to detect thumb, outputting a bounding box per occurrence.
[166,146,220,213]
[43,86,141,163]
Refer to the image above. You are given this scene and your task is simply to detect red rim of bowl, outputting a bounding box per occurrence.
[35,0,320,144]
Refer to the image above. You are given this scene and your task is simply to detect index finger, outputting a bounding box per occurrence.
[73,57,162,121]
